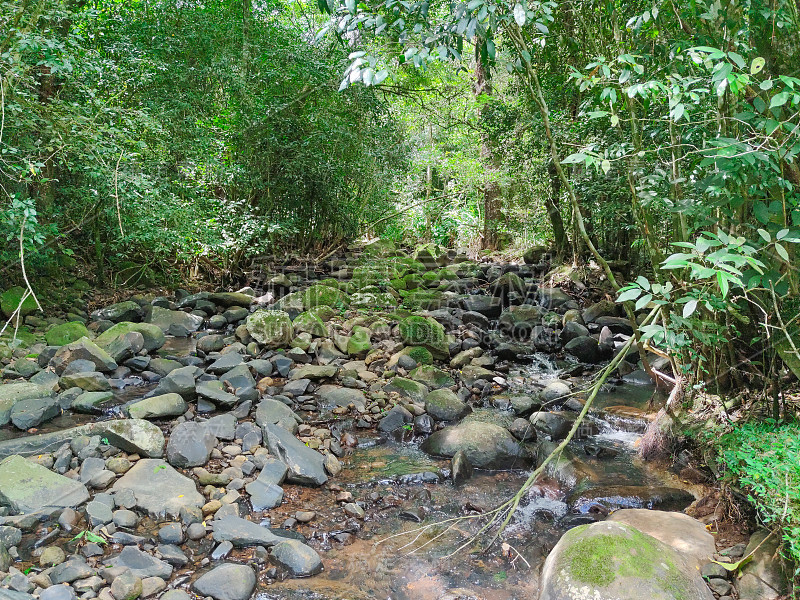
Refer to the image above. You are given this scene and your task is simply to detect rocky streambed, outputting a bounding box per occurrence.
[0,241,790,600]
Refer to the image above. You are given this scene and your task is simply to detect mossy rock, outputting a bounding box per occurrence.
[346,326,371,356]
[309,305,337,322]
[1,286,38,319]
[274,291,305,314]
[45,322,92,347]
[398,316,449,359]
[293,311,327,337]
[403,273,424,290]
[302,285,350,310]
[383,376,429,403]
[95,322,166,352]
[361,238,398,256]
[409,365,455,389]
[246,310,293,348]
[539,520,713,600]
[317,278,343,289]
[389,278,407,291]
[421,270,441,284]
[400,290,447,311]
[350,292,397,310]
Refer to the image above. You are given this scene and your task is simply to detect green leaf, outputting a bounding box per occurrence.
[683,299,698,318]
[635,294,652,310]
[717,271,730,297]
[617,288,642,303]
[757,228,771,243]
[601,159,611,174]
[777,228,789,240]
[775,242,789,261]
[750,57,765,74]
[770,92,789,108]
[513,3,526,26]
[635,275,651,290]
[562,152,587,164]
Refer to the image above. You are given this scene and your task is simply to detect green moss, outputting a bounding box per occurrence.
[293,311,327,337]
[401,290,446,310]
[406,346,433,365]
[302,284,350,309]
[399,315,449,359]
[389,278,406,291]
[562,525,689,599]
[94,321,166,352]
[0,286,38,319]
[45,321,91,346]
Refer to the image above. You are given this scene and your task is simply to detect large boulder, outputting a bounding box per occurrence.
[564,335,606,364]
[539,520,714,600]
[50,337,117,374]
[0,455,89,514]
[166,422,217,467]
[10,396,60,430]
[270,539,323,577]
[95,322,165,352]
[421,421,530,469]
[111,459,204,517]
[424,389,470,421]
[302,284,349,310]
[246,310,293,348]
[91,301,144,323]
[263,423,327,486]
[398,316,449,359]
[127,393,187,420]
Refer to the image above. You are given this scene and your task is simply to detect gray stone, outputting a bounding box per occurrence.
[91,301,144,323]
[72,390,114,413]
[50,558,95,584]
[377,405,413,432]
[147,307,203,335]
[421,421,530,469]
[107,547,173,579]
[529,411,576,440]
[211,515,282,547]
[50,337,117,374]
[539,520,713,600]
[0,383,55,427]
[270,539,323,577]
[127,393,187,420]
[10,396,60,430]
[564,335,607,364]
[192,563,256,600]
[166,421,217,468]
[263,423,327,486]
[254,399,301,433]
[0,455,89,514]
[424,389,470,421]
[196,380,238,408]
[111,459,204,517]
[152,366,200,399]
[39,586,77,600]
[315,385,366,411]
[110,568,143,600]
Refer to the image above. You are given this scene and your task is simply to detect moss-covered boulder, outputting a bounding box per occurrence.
[45,322,91,347]
[361,238,398,257]
[413,243,448,269]
[90,300,144,323]
[346,326,371,356]
[383,377,429,403]
[424,388,470,421]
[539,520,713,600]
[387,346,434,368]
[95,322,166,352]
[246,310,293,348]
[293,311,327,337]
[421,421,530,468]
[0,286,38,319]
[409,365,455,389]
[400,290,447,310]
[274,291,305,314]
[309,305,336,322]
[398,316,449,359]
[302,285,350,310]
[350,292,397,310]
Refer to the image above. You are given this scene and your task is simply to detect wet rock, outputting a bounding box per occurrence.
[538,287,572,309]
[147,307,203,335]
[50,558,96,584]
[112,459,204,517]
[92,301,144,324]
[127,393,187,420]
[193,563,256,600]
[263,423,327,486]
[377,405,413,433]
[0,383,56,426]
[508,417,536,441]
[529,411,576,441]
[421,421,531,469]
[107,547,173,579]
[568,486,695,515]
[539,520,713,600]
[424,389,470,421]
[270,539,323,577]
[95,322,165,353]
[451,449,473,486]
[0,455,89,515]
[383,377,429,403]
[564,335,608,364]
[560,321,589,345]
[460,295,502,318]
[166,421,217,468]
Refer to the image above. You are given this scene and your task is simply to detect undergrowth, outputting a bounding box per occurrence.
[716,420,800,575]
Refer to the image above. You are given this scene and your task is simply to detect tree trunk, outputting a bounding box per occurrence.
[546,160,568,258]
[475,40,502,251]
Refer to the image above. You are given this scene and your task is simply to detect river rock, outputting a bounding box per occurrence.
[398,316,449,359]
[607,509,715,570]
[59,370,111,391]
[152,365,200,398]
[45,322,92,346]
[0,455,89,514]
[112,459,204,517]
[147,306,203,335]
[107,547,173,579]
[166,421,217,467]
[539,520,714,600]
[0,383,55,426]
[246,310,293,348]
[209,292,255,307]
[255,399,301,433]
[95,322,166,352]
[377,405,413,432]
[193,563,256,600]
[421,421,530,469]
[737,529,791,599]
[10,396,60,430]
[564,335,607,363]
[315,385,366,411]
[270,538,323,577]
[263,423,328,486]
[529,411,576,440]
[50,337,117,374]
[211,515,282,547]
[91,301,144,323]
[424,388,470,421]
[127,393,187,420]
[383,377,429,403]
[568,485,695,515]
